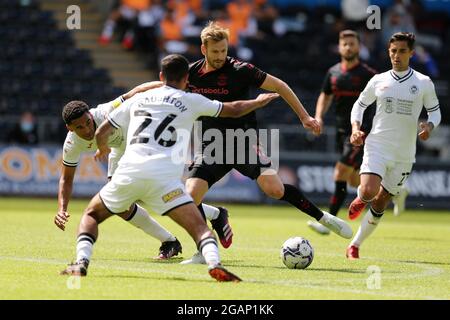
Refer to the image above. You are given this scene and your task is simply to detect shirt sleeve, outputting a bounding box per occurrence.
[423,78,440,113]
[106,98,133,129]
[321,70,333,94]
[237,61,267,88]
[351,75,377,125]
[188,93,223,119]
[356,75,377,110]
[62,133,81,167]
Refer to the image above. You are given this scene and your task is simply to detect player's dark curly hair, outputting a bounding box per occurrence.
[161,54,189,82]
[62,100,89,125]
[389,32,415,50]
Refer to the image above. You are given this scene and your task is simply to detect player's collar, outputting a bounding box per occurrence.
[390,68,413,83]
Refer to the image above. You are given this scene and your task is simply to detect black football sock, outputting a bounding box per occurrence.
[197,203,207,222]
[329,181,347,216]
[280,184,324,220]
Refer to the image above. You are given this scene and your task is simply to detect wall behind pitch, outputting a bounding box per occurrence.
[0,145,107,197]
[0,146,449,209]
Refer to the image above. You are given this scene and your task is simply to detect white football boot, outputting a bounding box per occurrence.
[307,220,331,235]
[180,251,206,265]
[318,211,353,239]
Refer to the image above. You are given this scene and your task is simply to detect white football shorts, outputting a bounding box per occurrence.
[99,173,193,215]
[360,151,413,196]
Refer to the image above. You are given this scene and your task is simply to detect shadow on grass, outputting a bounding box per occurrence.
[93,274,212,283]
[382,236,444,242]
[395,259,450,266]
[224,261,368,273]
[96,257,185,264]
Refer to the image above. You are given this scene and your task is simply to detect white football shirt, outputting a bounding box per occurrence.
[107,85,223,178]
[62,99,125,167]
[352,68,440,162]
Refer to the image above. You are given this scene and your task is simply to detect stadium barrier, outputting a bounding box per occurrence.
[0,145,449,209]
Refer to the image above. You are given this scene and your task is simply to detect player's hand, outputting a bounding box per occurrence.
[313,117,324,136]
[350,130,365,146]
[95,147,111,162]
[54,210,70,231]
[301,116,321,136]
[418,122,433,141]
[256,93,280,107]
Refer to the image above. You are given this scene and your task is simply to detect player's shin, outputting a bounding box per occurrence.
[350,207,384,248]
[280,184,324,220]
[126,204,176,242]
[329,181,347,216]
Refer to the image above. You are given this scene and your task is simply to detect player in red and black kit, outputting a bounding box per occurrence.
[308,30,407,235]
[181,22,353,264]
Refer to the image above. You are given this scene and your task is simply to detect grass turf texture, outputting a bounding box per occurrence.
[0,197,449,300]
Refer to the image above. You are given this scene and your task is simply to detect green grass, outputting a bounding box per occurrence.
[0,197,449,300]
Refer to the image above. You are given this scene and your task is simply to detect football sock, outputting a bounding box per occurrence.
[280,184,324,220]
[201,203,220,220]
[197,204,207,221]
[101,20,115,38]
[76,233,96,262]
[351,207,384,247]
[126,204,176,242]
[329,181,347,216]
[198,236,220,267]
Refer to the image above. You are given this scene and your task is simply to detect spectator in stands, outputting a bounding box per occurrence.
[98,0,151,49]
[7,111,39,145]
[382,0,439,77]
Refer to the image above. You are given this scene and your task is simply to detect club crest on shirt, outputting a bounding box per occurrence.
[162,188,184,203]
[384,97,394,113]
[410,85,418,94]
[218,74,228,86]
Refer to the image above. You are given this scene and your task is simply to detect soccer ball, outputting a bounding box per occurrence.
[280,237,314,269]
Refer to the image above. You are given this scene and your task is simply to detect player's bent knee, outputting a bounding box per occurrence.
[263,185,285,199]
[185,178,208,205]
[359,185,378,200]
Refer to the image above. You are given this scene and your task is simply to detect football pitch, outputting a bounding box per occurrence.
[0,197,449,300]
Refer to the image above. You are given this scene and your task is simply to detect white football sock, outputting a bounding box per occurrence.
[350,207,384,247]
[127,204,175,242]
[202,203,220,220]
[76,233,95,262]
[101,20,115,38]
[199,237,220,267]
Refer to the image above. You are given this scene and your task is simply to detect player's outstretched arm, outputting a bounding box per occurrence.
[260,74,321,135]
[54,165,76,231]
[94,120,114,162]
[122,81,164,100]
[314,92,334,136]
[219,93,279,118]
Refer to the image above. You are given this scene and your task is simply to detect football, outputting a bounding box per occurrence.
[280,237,314,269]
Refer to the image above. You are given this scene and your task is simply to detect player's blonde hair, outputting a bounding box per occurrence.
[200,21,229,47]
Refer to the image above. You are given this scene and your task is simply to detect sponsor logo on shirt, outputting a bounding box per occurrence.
[162,188,184,203]
[384,97,394,113]
[191,87,229,95]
